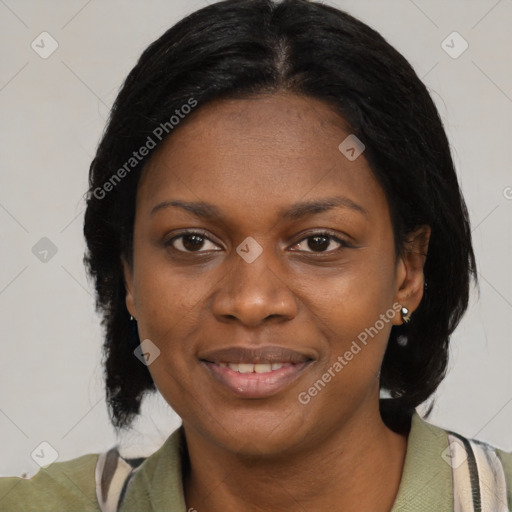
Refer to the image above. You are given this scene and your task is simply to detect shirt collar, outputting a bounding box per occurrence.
[120,411,453,511]
[390,411,453,511]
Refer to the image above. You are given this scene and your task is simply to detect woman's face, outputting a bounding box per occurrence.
[124,93,426,456]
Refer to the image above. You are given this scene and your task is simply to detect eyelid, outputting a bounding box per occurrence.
[164,229,222,252]
[164,228,352,254]
[290,229,352,252]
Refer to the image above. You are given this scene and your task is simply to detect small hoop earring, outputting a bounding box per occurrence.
[400,307,411,324]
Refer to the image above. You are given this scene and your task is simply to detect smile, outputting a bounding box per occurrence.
[217,362,293,373]
[201,359,312,398]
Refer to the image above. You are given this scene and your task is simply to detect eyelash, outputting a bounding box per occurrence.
[292,231,351,252]
[164,229,351,254]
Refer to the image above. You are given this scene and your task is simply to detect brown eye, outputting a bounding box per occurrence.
[307,235,331,252]
[293,232,349,253]
[167,231,221,253]
[181,234,206,251]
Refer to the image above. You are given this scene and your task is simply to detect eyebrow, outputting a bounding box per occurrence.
[150,196,368,221]
[281,196,368,220]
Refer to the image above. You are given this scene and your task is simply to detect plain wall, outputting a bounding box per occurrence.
[0,0,511,477]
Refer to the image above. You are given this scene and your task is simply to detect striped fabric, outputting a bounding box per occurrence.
[448,432,509,512]
[95,447,146,512]
[94,432,510,512]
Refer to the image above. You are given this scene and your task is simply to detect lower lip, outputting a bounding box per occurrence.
[202,361,311,398]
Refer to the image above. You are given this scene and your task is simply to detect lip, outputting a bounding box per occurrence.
[199,345,313,398]
[199,345,310,364]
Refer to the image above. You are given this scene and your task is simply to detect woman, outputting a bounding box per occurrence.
[1,0,510,510]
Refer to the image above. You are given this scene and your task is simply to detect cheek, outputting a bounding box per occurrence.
[132,240,210,331]
[129,249,209,379]
[131,262,204,413]
[300,284,396,414]
[308,250,397,370]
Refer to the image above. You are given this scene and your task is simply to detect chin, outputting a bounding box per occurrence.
[202,407,312,458]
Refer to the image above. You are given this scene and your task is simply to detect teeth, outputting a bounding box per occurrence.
[238,363,254,373]
[254,364,272,373]
[222,362,292,373]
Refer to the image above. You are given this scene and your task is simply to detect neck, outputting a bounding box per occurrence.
[182,407,410,512]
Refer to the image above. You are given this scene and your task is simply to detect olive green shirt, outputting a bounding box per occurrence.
[1,412,511,511]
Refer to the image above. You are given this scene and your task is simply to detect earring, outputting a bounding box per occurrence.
[129,315,140,348]
[400,307,411,324]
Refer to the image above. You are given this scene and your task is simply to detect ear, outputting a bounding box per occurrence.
[391,225,431,326]
[121,256,137,319]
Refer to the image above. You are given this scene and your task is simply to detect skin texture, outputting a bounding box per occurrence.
[123,92,430,512]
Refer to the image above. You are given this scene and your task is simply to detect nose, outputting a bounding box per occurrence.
[211,247,298,327]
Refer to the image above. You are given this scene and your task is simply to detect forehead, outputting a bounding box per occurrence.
[151,92,351,159]
[137,92,388,225]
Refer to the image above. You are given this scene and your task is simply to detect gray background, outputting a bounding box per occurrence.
[0,0,511,477]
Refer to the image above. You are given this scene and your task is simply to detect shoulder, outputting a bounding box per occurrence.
[449,434,512,511]
[496,446,512,477]
[0,445,149,512]
[495,445,512,507]
[411,412,512,512]
[119,427,186,511]
[0,453,100,512]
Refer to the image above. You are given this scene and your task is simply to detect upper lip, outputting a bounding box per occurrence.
[199,346,312,364]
